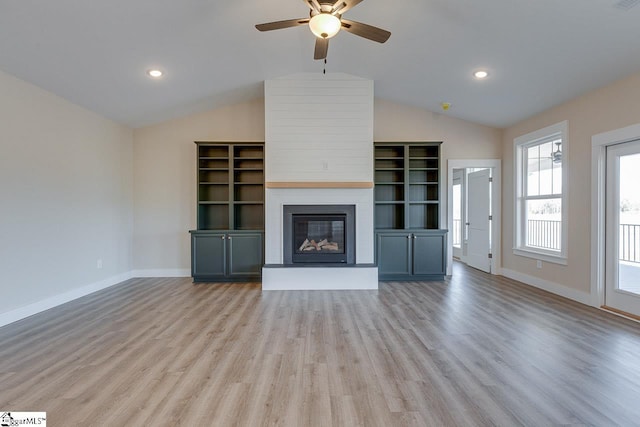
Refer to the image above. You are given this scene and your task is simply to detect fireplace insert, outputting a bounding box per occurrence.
[293,214,346,263]
[283,205,355,264]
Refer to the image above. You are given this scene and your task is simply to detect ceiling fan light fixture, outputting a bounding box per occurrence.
[309,13,341,39]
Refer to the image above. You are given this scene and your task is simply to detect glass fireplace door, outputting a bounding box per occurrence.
[292,215,347,263]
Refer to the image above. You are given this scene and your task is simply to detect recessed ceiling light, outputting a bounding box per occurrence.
[474,70,489,79]
[147,69,163,78]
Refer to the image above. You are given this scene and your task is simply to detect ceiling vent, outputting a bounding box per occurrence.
[613,0,640,10]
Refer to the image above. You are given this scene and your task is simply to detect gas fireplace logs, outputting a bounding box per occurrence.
[298,238,340,252]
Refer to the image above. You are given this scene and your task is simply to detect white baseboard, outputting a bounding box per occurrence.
[131,269,190,278]
[501,268,591,306]
[0,272,133,328]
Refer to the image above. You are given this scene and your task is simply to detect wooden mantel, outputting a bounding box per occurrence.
[265,182,374,189]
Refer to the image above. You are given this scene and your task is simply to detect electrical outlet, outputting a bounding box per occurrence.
[536,260,542,269]
[322,160,329,171]
[97,259,103,269]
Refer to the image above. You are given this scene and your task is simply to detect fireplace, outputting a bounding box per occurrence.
[283,205,355,264]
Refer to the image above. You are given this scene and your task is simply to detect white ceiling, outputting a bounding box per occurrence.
[2,0,640,129]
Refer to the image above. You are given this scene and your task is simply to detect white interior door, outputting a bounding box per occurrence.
[466,169,491,273]
[606,139,640,316]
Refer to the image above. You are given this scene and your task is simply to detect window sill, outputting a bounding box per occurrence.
[513,248,567,265]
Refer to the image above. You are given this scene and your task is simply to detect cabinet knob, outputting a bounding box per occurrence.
[221,235,226,240]
[407,235,411,239]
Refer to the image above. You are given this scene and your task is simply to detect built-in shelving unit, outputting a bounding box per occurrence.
[374,143,440,230]
[191,142,265,282]
[374,145,405,230]
[198,144,231,230]
[408,144,440,230]
[232,145,265,231]
[196,143,265,231]
[374,142,446,280]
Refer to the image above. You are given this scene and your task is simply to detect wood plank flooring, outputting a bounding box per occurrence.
[2,262,640,426]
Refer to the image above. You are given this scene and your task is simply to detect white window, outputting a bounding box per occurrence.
[514,121,568,264]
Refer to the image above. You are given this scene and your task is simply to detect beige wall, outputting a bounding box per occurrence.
[374,99,503,159]
[375,99,503,230]
[502,71,640,295]
[132,99,265,273]
[0,69,133,319]
[133,97,502,272]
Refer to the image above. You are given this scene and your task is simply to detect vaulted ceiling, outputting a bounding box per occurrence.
[2,0,640,129]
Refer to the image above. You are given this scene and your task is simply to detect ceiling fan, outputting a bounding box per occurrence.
[255,0,391,60]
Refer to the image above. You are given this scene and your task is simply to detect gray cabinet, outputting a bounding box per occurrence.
[374,141,447,280]
[376,230,447,280]
[191,230,263,282]
[190,142,265,282]
[412,232,446,276]
[376,233,412,276]
[192,232,227,279]
[228,232,264,278]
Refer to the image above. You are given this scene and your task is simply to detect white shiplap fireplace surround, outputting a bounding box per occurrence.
[262,73,378,290]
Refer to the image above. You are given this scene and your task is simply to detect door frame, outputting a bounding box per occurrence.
[591,122,640,308]
[447,159,502,276]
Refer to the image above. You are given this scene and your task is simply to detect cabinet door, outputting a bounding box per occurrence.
[376,233,412,276]
[192,233,227,278]
[228,233,263,278]
[413,233,446,276]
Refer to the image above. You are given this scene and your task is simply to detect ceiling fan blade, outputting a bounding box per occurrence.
[314,38,329,60]
[340,19,391,43]
[303,0,322,12]
[255,18,310,32]
[333,0,363,14]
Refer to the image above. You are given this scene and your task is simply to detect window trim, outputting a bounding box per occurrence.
[513,121,568,264]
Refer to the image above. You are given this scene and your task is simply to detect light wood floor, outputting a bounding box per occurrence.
[2,262,640,426]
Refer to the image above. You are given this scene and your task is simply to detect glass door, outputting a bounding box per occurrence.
[606,139,640,316]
